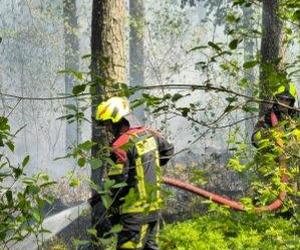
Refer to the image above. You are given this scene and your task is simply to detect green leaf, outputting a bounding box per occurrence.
[6,141,14,152]
[229,39,241,50]
[22,177,35,185]
[73,71,83,80]
[112,182,127,189]
[13,167,23,178]
[90,158,102,170]
[27,185,40,195]
[6,190,13,206]
[226,96,238,103]
[78,140,95,151]
[179,107,190,117]
[172,93,183,102]
[293,9,300,21]
[163,93,172,100]
[82,54,91,59]
[243,60,259,69]
[104,179,115,190]
[152,105,169,113]
[101,195,112,209]
[0,116,9,131]
[56,114,74,121]
[187,45,207,53]
[87,228,98,237]
[77,157,86,167]
[110,224,123,233]
[226,13,237,23]
[233,0,245,6]
[72,84,86,95]
[228,158,245,172]
[32,210,42,222]
[88,180,102,193]
[0,172,10,178]
[70,178,80,187]
[39,228,52,234]
[195,61,207,70]
[39,181,57,188]
[38,172,49,181]
[73,239,90,247]
[208,41,222,51]
[22,155,30,167]
[224,105,235,113]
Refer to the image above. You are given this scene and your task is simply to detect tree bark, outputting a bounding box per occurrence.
[90,0,125,247]
[129,0,145,121]
[259,0,285,114]
[63,0,81,151]
[91,1,125,84]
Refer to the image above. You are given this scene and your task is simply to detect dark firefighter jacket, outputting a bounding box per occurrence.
[251,105,300,147]
[108,127,174,218]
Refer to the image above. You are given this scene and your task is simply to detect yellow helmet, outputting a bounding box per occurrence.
[96,97,131,123]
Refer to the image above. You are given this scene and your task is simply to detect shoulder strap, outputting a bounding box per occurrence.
[113,127,147,148]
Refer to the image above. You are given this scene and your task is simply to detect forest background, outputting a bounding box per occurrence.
[0,0,300,249]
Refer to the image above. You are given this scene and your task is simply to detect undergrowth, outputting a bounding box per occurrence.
[160,209,300,250]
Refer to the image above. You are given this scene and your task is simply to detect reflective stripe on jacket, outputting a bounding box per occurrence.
[108,127,174,215]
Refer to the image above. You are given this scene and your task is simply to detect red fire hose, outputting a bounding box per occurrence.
[162,112,288,212]
[162,172,288,212]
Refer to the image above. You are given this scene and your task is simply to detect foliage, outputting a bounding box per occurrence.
[51,0,300,247]
[0,116,55,248]
[226,116,300,211]
[160,211,300,250]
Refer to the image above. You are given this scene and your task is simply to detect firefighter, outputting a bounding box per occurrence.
[252,83,298,144]
[95,96,174,250]
[251,82,299,217]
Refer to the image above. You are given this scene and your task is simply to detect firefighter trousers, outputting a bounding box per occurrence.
[117,215,159,250]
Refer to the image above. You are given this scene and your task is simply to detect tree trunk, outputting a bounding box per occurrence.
[129,0,145,122]
[90,0,125,247]
[63,0,81,151]
[259,0,285,114]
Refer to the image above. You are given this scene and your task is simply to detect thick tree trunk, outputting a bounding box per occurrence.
[63,0,81,151]
[91,1,125,84]
[259,0,285,114]
[129,0,145,122]
[90,0,125,247]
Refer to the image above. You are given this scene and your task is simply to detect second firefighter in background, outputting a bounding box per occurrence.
[251,82,299,217]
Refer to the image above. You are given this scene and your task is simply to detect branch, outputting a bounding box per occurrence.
[140,84,300,112]
[0,92,89,101]
[1,83,299,114]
